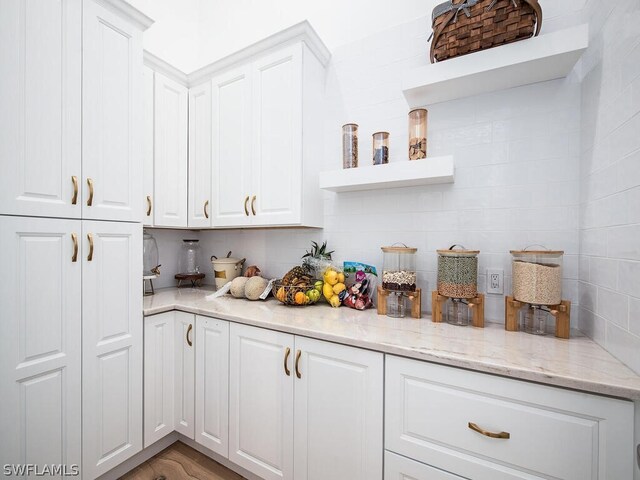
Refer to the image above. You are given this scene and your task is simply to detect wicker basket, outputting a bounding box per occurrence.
[430,0,542,63]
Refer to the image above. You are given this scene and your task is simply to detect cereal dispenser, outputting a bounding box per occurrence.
[377,245,422,319]
[432,246,484,328]
[505,247,571,338]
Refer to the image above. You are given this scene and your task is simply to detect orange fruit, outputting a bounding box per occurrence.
[295,291,307,305]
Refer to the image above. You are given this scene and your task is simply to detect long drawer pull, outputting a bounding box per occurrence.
[283,347,291,376]
[468,422,510,439]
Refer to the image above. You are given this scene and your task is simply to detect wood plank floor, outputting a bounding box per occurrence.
[119,442,245,480]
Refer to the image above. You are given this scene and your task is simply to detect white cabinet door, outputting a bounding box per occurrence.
[229,323,294,480]
[154,72,188,227]
[82,0,143,222]
[293,337,384,480]
[0,216,82,473]
[251,44,303,226]
[144,312,175,448]
[384,451,464,480]
[175,311,196,438]
[82,220,143,478]
[211,65,254,227]
[195,316,229,456]
[142,66,155,226]
[0,0,82,219]
[188,82,212,228]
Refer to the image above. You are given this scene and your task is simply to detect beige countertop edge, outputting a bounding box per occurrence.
[143,289,640,402]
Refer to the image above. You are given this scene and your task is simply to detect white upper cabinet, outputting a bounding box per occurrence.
[153,72,188,227]
[143,66,155,226]
[251,44,303,226]
[82,0,147,223]
[0,0,82,219]
[82,220,143,478]
[188,83,213,228]
[0,216,82,473]
[210,65,254,227]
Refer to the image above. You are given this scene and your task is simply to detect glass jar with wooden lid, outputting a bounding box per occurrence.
[511,247,564,306]
[381,245,418,292]
[437,245,479,299]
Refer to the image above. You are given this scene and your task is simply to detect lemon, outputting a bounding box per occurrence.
[324,270,338,286]
[323,283,335,300]
[333,282,346,295]
[337,272,345,284]
[329,295,341,308]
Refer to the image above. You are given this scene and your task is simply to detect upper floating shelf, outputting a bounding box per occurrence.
[402,24,589,107]
[319,156,454,193]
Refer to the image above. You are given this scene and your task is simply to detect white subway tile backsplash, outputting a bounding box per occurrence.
[597,288,629,329]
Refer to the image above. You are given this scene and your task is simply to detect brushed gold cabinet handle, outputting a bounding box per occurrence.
[244,196,249,216]
[146,195,152,216]
[468,422,510,439]
[71,176,78,205]
[284,347,291,376]
[186,324,193,347]
[87,233,94,262]
[204,200,209,219]
[86,178,94,206]
[251,195,256,216]
[71,233,78,262]
[295,349,302,379]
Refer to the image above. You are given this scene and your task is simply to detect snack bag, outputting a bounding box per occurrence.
[342,262,377,310]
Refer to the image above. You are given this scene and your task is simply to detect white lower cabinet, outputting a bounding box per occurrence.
[82,221,143,479]
[229,323,294,480]
[385,355,635,480]
[195,316,230,456]
[144,312,175,448]
[0,216,82,472]
[175,311,196,438]
[385,451,463,480]
[293,336,383,480]
[228,323,384,480]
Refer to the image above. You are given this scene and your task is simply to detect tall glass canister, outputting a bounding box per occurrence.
[408,109,427,160]
[372,131,389,165]
[342,123,359,168]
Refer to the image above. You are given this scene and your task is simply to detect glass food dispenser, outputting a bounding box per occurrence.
[511,247,564,335]
[437,246,479,327]
[381,245,417,318]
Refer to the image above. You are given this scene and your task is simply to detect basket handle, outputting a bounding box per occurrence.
[523,0,543,36]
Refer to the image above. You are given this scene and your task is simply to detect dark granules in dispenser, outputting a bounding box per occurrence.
[382,282,417,292]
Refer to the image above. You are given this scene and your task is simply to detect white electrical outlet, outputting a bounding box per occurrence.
[487,268,504,295]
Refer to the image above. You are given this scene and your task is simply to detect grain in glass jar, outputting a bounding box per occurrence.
[372,131,389,165]
[408,109,427,160]
[342,123,358,168]
[381,245,417,292]
[511,248,564,306]
[437,246,479,299]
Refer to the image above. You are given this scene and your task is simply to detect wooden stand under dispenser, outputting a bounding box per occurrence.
[505,296,571,339]
[377,286,422,319]
[431,291,485,327]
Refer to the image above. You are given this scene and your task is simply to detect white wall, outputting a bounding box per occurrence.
[578,0,640,374]
[150,1,586,330]
[131,0,582,73]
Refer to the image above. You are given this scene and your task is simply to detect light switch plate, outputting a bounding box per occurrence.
[487,269,504,295]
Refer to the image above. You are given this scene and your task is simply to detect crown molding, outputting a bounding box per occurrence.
[95,0,154,30]
[143,51,189,86]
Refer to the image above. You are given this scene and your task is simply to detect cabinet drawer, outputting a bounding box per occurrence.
[385,451,463,480]
[385,355,634,480]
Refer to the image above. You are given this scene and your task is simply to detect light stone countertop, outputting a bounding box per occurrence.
[144,287,640,401]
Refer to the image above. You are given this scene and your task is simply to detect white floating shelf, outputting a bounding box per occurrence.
[319,156,454,193]
[402,24,588,106]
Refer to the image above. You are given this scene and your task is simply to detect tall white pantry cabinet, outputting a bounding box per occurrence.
[0,1,151,479]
